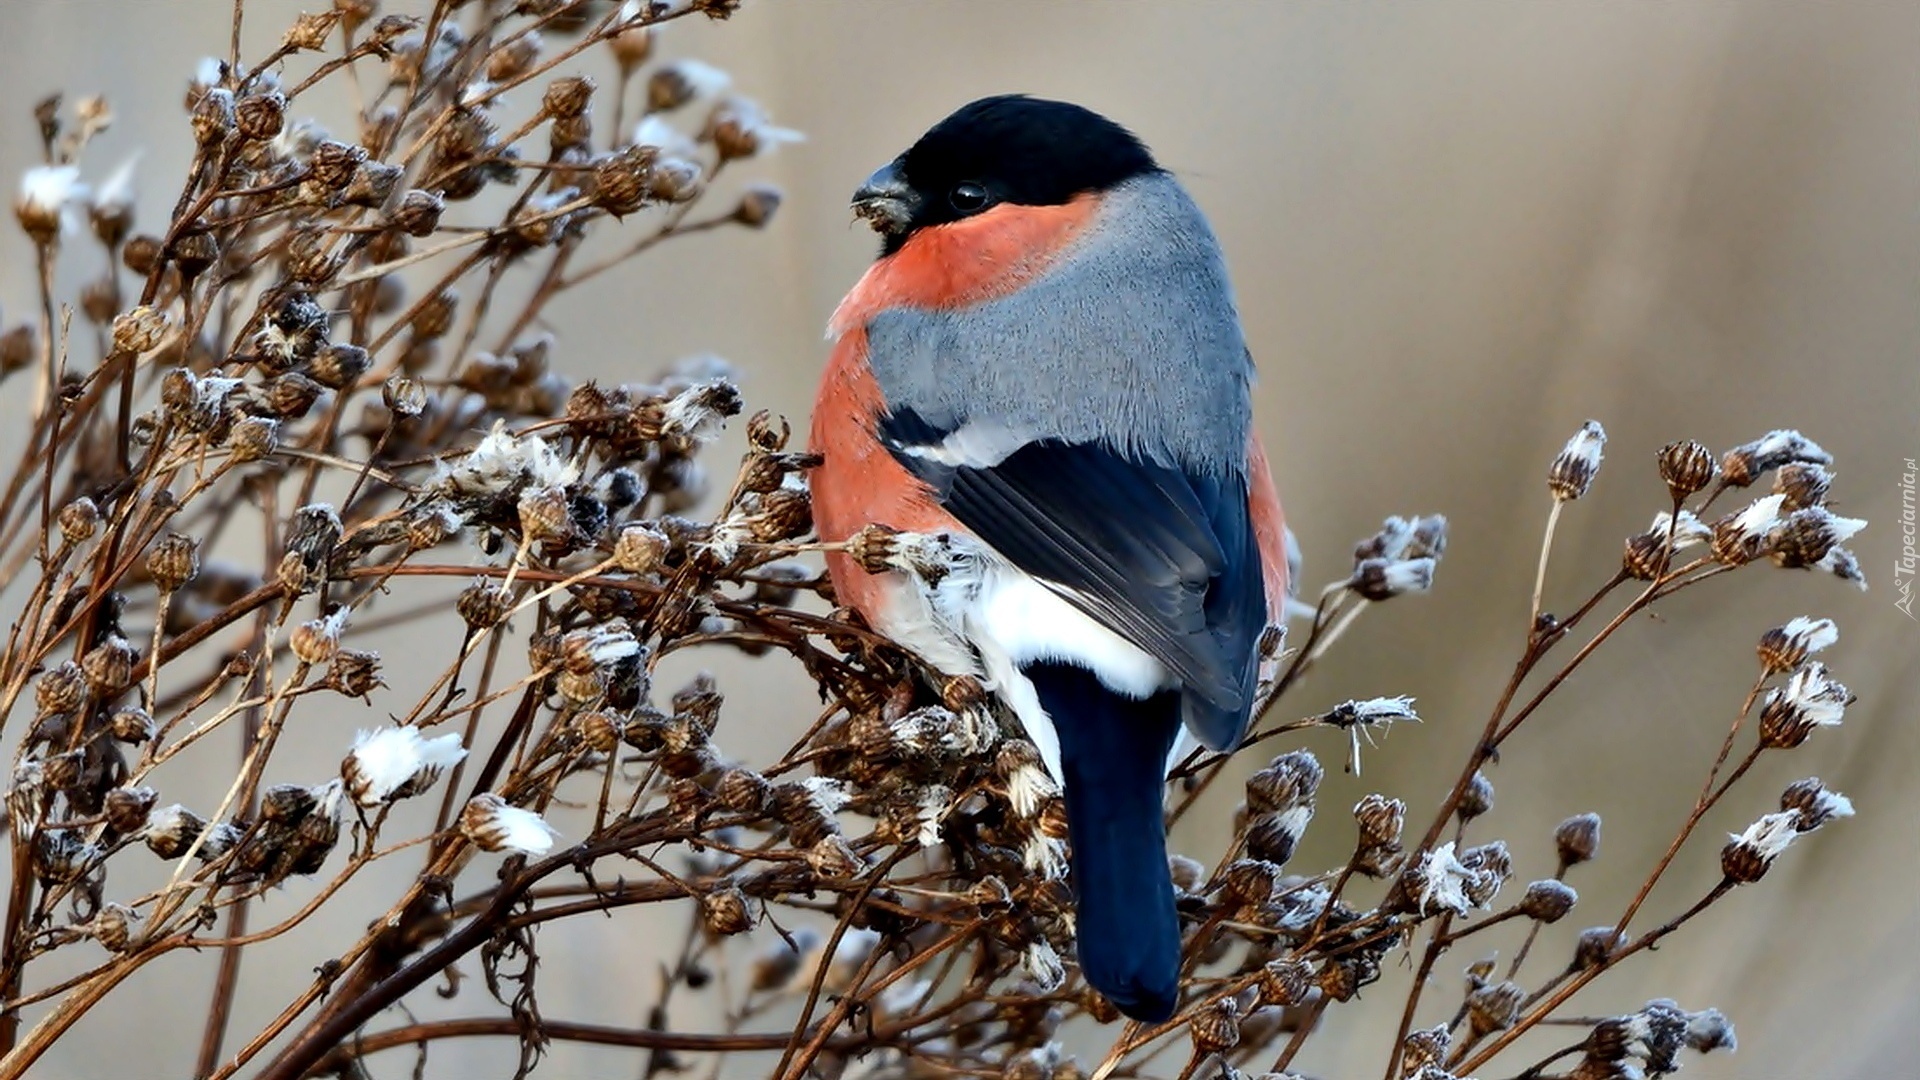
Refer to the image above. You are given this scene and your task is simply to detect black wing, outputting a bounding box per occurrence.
[879,409,1266,749]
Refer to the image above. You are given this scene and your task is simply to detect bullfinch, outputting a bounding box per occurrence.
[808,95,1290,1022]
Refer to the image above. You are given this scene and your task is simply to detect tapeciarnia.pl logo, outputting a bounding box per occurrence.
[1897,458,1917,619]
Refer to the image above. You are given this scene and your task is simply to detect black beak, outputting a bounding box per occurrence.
[851,159,919,235]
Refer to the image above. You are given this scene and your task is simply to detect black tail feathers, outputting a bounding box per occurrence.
[1024,662,1184,1023]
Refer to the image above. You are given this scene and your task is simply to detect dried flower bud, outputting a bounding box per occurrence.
[123,233,162,274]
[1555,813,1601,867]
[486,33,542,83]
[389,188,444,237]
[1721,429,1831,488]
[1773,462,1832,511]
[1573,926,1625,969]
[1189,998,1240,1054]
[57,497,100,544]
[1769,506,1867,569]
[1222,859,1281,907]
[283,9,342,50]
[382,374,427,417]
[35,660,87,715]
[1520,878,1577,923]
[1245,811,1307,867]
[342,159,402,208]
[613,522,671,574]
[81,636,138,695]
[517,484,573,544]
[192,88,236,147]
[461,793,558,855]
[1457,771,1494,821]
[0,324,39,374]
[290,608,348,665]
[142,804,207,859]
[1400,1026,1449,1072]
[1350,556,1436,601]
[701,882,753,935]
[647,59,730,113]
[104,785,158,835]
[1656,439,1716,502]
[1246,750,1323,814]
[608,17,653,71]
[1621,531,1670,581]
[111,305,168,355]
[228,415,280,462]
[707,97,801,161]
[646,157,703,203]
[235,91,287,141]
[90,903,138,952]
[543,75,595,119]
[458,580,510,629]
[326,649,384,699]
[806,835,863,879]
[1258,957,1313,1007]
[147,531,200,593]
[262,371,324,419]
[1547,420,1606,501]
[412,287,458,339]
[1779,777,1855,831]
[733,183,782,228]
[308,139,367,191]
[715,766,769,813]
[109,706,155,744]
[1466,981,1523,1038]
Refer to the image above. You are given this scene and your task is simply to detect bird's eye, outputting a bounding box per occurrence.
[948,182,991,214]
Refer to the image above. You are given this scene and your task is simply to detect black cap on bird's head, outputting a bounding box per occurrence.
[852,95,1160,255]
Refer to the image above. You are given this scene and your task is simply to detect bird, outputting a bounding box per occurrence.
[808,94,1290,1023]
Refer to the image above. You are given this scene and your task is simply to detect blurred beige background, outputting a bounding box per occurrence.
[1,1,1916,1078]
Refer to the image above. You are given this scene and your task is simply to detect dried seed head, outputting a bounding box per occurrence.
[1258,957,1313,1008]
[1245,811,1308,867]
[461,793,559,855]
[89,903,139,952]
[486,33,542,82]
[608,17,654,70]
[0,324,39,374]
[1519,879,1577,923]
[404,503,461,552]
[283,9,342,50]
[647,59,730,112]
[390,188,444,237]
[81,275,122,326]
[110,706,155,744]
[1353,793,1407,874]
[147,532,201,593]
[543,75,595,119]
[1555,812,1602,867]
[382,374,427,417]
[1757,616,1838,675]
[1350,556,1436,601]
[715,766,770,813]
[260,782,317,823]
[308,139,367,191]
[1720,429,1831,488]
[104,785,158,835]
[228,415,280,462]
[1779,777,1855,831]
[701,882,753,935]
[412,286,458,339]
[1768,506,1867,569]
[341,724,468,806]
[81,636,138,695]
[35,660,87,715]
[574,710,624,755]
[1758,661,1850,749]
[517,484,574,544]
[613,522,671,574]
[123,233,162,274]
[806,834,863,879]
[326,650,384,699]
[1400,1025,1450,1072]
[142,804,207,859]
[111,305,169,355]
[457,580,510,629]
[234,91,287,141]
[191,87,236,147]
[1466,981,1524,1038]
[1222,859,1281,907]
[1573,926,1625,970]
[1189,998,1240,1054]
[1656,439,1716,502]
[706,97,802,161]
[262,371,324,419]
[57,497,100,544]
[1547,420,1607,501]
[1721,810,1809,884]
[1456,771,1494,821]
[646,157,704,203]
[1620,531,1670,581]
[1773,462,1832,511]
[290,608,348,665]
[733,183,782,228]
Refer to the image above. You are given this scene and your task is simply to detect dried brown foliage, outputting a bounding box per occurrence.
[0,4,1871,1079]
